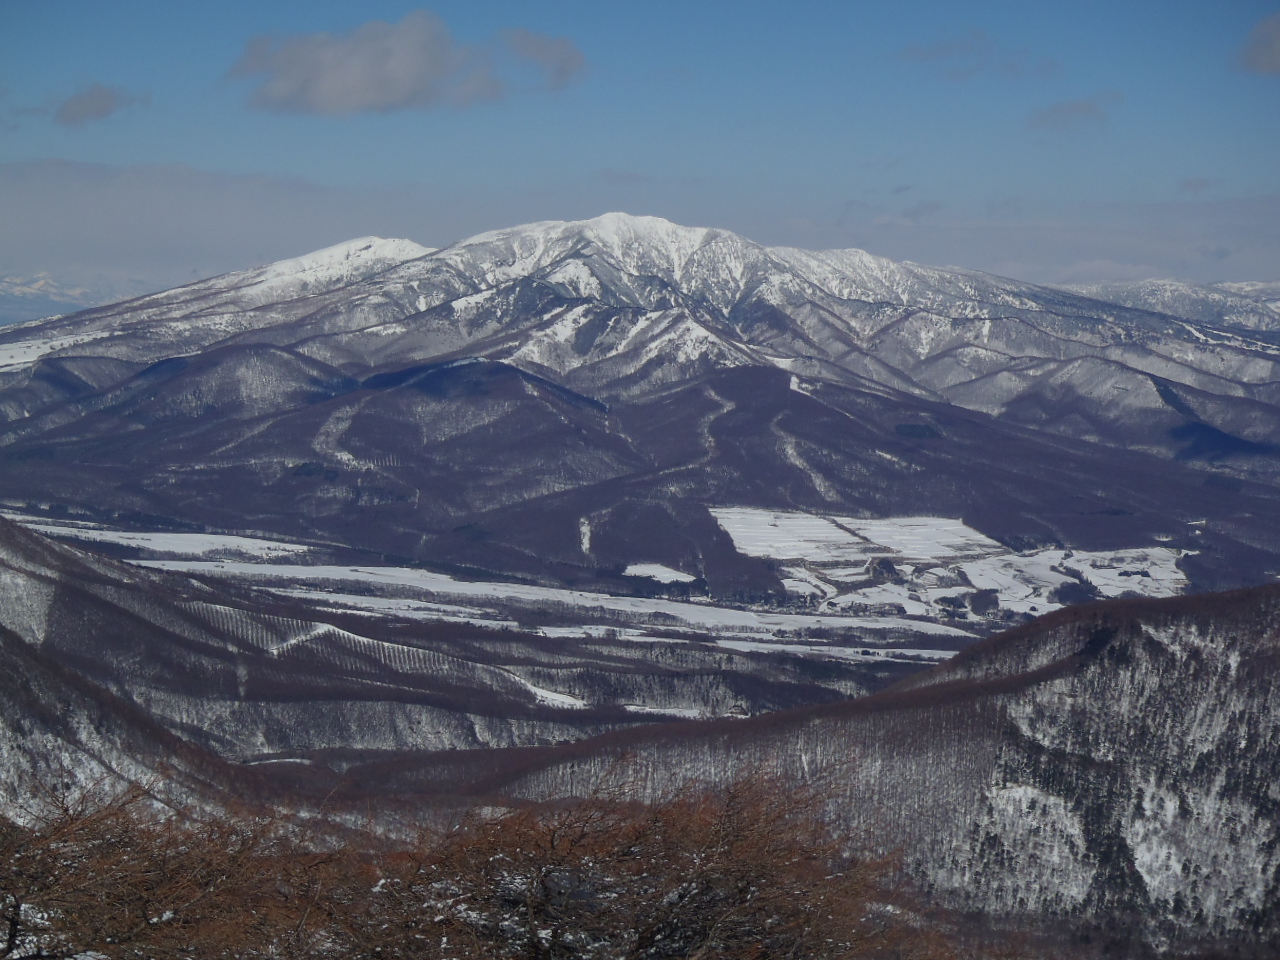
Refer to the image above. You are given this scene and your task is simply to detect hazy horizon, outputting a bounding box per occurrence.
[3,1,1278,297]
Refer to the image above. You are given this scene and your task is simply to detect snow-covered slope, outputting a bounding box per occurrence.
[0,236,434,370]
[1063,277,1280,333]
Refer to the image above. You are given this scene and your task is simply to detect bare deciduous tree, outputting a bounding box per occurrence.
[357,774,949,959]
[1,774,953,959]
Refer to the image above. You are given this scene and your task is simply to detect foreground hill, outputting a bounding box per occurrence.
[344,585,1280,953]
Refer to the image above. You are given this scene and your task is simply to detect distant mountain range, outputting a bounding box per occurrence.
[1062,278,1280,333]
[0,214,1277,595]
[0,272,160,326]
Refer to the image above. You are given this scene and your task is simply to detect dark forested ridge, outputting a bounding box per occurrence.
[309,587,1280,953]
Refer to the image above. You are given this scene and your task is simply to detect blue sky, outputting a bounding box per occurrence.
[2,1,1278,293]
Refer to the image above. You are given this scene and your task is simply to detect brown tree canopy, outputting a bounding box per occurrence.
[0,774,951,960]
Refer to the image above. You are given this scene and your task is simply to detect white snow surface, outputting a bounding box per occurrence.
[835,516,1005,558]
[623,563,697,583]
[7,508,1187,641]
[711,509,1005,562]
[134,561,975,643]
[0,332,115,370]
[10,523,314,560]
[258,237,433,283]
[711,507,1189,620]
[709,508,880,563]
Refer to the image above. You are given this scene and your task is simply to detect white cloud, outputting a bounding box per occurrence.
[229,11,588,115]
[230,10,502,114]
[1027,91,1123,133]
[1241,12,1280,74]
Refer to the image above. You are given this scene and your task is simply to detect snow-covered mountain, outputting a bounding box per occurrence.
[5,214,1277,454]
[1063,277,1280,334]
[0,273,100,326]
[0,213,1277,597]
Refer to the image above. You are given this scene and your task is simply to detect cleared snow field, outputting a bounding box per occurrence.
[712,508,1004,562]
[712,507,1189,621]
[5,507,1186,663]
[2,513,314,560]
[709,508,879,563]
[22,526,313,560]
[834,516,1005,558]
[623,563,697,583]
[1065,548,1187,598]
[623,704,707,719]
[960,548,1187,614]
[136,561,975,646]
[521,681,588,709]
[715,639,956,663]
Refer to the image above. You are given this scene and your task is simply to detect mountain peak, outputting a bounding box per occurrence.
[460,211,725,254]
[259,236,434,282]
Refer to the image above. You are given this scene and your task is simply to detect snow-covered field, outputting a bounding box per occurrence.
[712,509,1003,564]
[2,515,314,560]
[135,563,976,647]
[709,508,882,564]
[6,507,1190,665]
[713,507,1189,620]
[623,563,698,583]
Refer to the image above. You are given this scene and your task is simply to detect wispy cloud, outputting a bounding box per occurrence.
[1241,12,1280,74]
[901,29,1057,81]
[1027,91,1123,133]
[230,10,585,115]
[502,28,585,90]
[53,83,145,127]
[1179,177,1222,195]
[902,200,944,222]
[597,168,650,185]
[801,192,1280,284]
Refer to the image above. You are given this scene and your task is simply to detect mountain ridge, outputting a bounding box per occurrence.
[1,212,1278,598]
